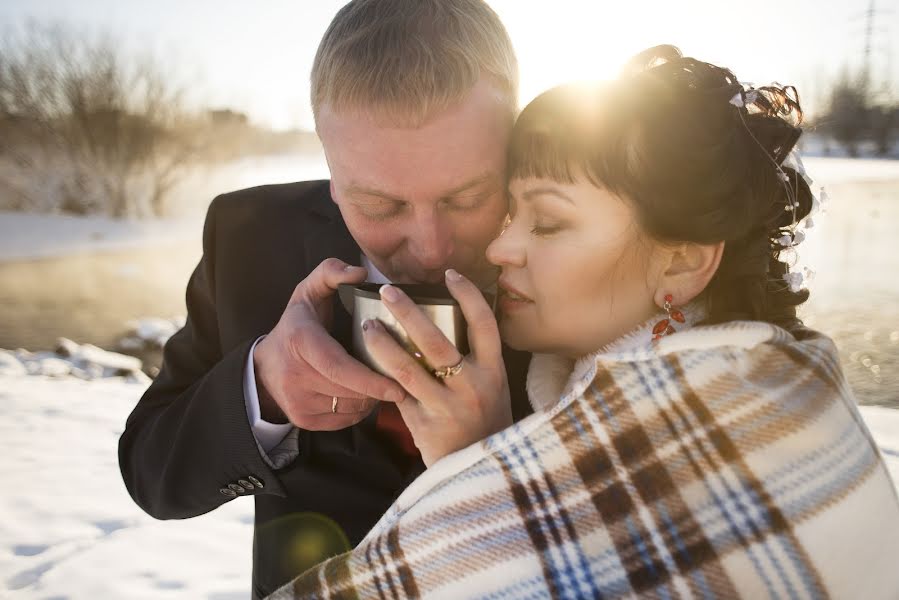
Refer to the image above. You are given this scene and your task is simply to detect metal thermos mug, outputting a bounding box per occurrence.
[338,283,473,376]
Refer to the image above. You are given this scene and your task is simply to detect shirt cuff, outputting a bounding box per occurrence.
[244,335,294,454]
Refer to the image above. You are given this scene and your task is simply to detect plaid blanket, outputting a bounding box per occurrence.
[270,321,899,599]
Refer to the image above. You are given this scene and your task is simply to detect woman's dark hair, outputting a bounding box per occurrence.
[508,44,814,331]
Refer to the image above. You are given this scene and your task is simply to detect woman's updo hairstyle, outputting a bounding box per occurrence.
[508,45,814,331]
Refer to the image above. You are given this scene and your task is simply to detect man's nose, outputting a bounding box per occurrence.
[486,221,525,267]
[409,213,454,270]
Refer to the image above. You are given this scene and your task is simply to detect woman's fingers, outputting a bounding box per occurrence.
[362,318,447,406]
[378,284,464,373]
[444,269,502,363]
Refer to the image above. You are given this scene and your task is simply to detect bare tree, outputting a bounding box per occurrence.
[0,23,204,217]
[822,70,870,157]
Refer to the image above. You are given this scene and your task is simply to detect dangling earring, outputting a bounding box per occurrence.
[652,294,685,342]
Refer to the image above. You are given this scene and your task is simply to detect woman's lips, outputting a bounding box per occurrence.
[498,280,533,313]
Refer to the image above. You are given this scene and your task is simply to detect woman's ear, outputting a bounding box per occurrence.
[654,241,724,308]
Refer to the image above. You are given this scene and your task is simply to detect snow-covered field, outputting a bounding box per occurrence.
[0,374,254,599]
[1,369,898,599]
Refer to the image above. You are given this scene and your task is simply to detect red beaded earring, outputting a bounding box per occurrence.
[652,294,685,342]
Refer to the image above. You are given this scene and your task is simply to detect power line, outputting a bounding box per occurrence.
[858,0,894,92]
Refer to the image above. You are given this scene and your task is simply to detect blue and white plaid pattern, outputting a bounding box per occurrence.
[272,322,899,599]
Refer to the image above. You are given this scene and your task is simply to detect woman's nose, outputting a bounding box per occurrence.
[486,219,525,267]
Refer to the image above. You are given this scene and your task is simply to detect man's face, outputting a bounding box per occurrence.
[317,79,512,286]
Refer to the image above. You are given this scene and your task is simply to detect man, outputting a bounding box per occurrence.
[118,1,531,597]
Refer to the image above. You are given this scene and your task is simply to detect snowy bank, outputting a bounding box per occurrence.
[0,320,185,382]
[117,316,186,353]
[0,374,253,599]
[2,340,150,383]
[1,371,898,598]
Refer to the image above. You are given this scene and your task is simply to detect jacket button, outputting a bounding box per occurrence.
[247,476,264,488]
[220,488,237,497]
[238,479,254,490]
[228,483,245,494]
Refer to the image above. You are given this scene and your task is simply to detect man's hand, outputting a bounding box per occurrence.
[253,258,406,431]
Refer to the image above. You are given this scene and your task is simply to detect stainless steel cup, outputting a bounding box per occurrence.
[338,283,475,376]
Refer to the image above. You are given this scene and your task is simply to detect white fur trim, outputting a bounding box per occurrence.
[525,354,573,413]
[525,300,781,413]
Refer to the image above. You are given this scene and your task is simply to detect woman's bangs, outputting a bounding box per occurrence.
[507,126,589,184]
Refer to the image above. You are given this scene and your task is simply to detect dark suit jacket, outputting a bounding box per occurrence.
[118,180,533,598]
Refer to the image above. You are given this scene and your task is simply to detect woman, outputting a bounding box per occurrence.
[271,46,899,598]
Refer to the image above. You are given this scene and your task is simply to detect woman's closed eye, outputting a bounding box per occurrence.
[530,221,564,237]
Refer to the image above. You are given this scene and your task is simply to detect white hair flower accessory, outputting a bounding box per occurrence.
[728,84,823,294]
[728,89,759,108]
[784,271,804,293]
[783,149,813,186]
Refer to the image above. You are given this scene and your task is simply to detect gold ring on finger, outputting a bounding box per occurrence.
[433,358,464,380]
[331,396,339,413]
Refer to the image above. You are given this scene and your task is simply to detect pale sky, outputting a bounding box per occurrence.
[1,0,896,130]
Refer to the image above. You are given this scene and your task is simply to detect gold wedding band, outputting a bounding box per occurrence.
[434,358,464,380]
[331,396,339,413]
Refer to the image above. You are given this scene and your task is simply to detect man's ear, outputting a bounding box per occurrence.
[654,241,725,308]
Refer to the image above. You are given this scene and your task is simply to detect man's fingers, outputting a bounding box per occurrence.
[300,323,407,404]
[300,410,376,431]
[445,269,502,362]
[298,367,367,402]
[291,258,367,305]
[362,319,446,406]
[314,394,376,415]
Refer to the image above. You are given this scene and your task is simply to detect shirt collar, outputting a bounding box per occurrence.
[361,254,391,284]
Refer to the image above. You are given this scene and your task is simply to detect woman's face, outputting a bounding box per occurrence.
[486,176,664,357]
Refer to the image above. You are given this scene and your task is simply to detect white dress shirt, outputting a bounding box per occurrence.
[243,256,390,463]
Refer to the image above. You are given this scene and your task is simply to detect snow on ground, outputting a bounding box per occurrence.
[1,371,898,599]
[2,342,149,383]
[117,317,186,355]
[803,156,899,186]
[1,374,254,599]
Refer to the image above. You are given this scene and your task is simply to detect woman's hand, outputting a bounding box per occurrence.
[363,269,511,467]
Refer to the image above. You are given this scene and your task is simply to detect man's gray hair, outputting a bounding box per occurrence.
[311,0,519,127]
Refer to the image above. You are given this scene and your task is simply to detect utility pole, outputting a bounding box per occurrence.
[861,0,875,89]
[857,0,894,97]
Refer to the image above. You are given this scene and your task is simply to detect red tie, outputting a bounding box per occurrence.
[375,402,420,459]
